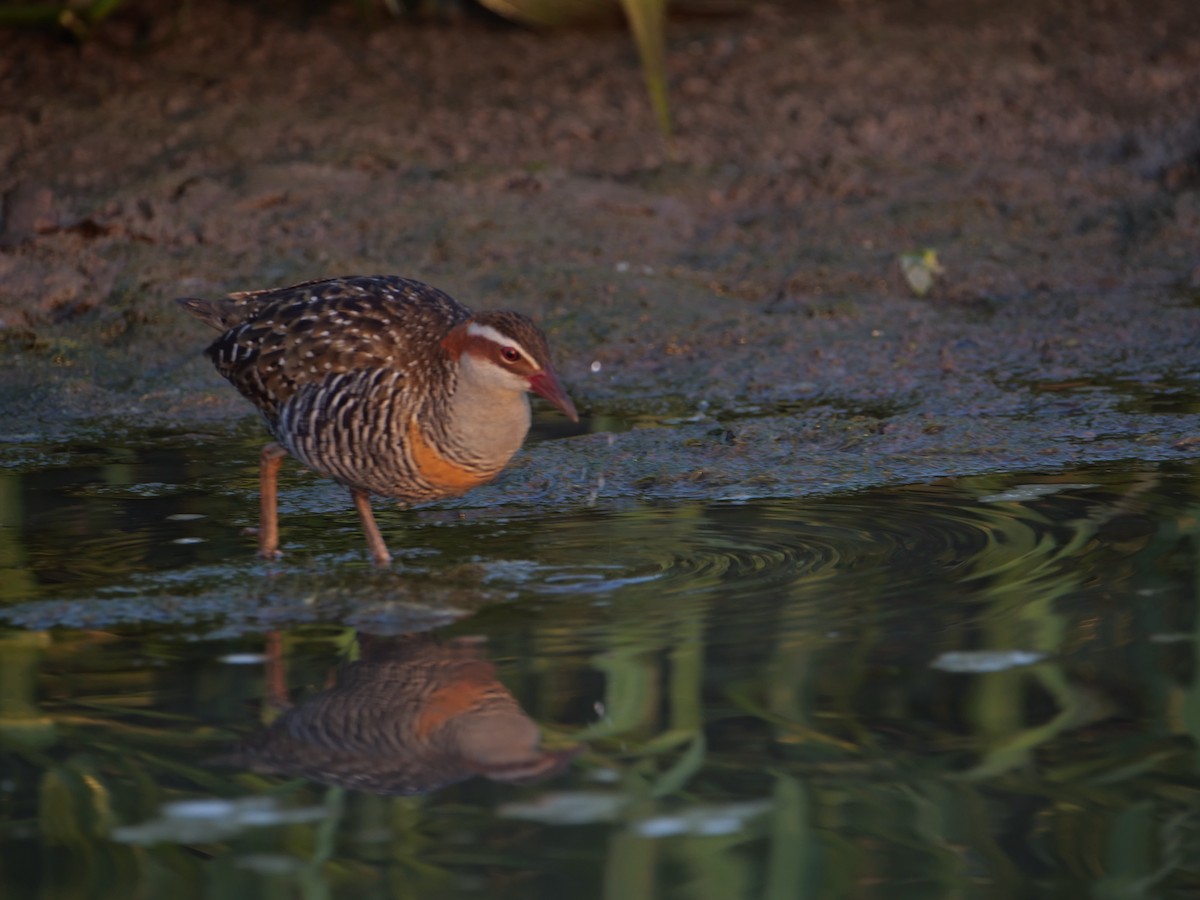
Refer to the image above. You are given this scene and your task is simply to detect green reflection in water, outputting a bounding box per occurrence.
[0,434,1198,898]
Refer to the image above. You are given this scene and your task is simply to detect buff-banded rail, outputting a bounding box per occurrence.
[178,275,577,565]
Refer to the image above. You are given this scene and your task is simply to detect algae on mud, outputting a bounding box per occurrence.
[1,0,1198,494]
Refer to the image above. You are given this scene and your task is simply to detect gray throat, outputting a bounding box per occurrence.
[442,368,533,471]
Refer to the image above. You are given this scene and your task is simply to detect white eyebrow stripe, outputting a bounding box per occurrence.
[466,322,538,367]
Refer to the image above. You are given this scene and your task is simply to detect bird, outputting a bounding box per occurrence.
[177,274,578,565]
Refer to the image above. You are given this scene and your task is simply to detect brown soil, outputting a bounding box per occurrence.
[1,0,1199,502]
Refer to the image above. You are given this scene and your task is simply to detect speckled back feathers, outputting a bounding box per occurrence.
[179,275,471,422]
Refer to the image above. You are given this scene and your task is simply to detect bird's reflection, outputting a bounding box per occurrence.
[220,633,580,795]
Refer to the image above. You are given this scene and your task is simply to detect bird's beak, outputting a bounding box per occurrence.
[529,369,579,422]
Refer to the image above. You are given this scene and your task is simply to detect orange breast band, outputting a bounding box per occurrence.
[406,417,493,494]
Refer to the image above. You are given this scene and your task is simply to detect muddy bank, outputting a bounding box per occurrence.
[1,0,1198,502]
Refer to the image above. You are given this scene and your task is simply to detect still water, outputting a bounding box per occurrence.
[2,421,1199,899]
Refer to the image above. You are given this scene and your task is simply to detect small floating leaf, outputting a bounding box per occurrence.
[930,649,1046,674]
[978,483,1098,503]
[498,791,629,825]
[632,799,772,838]
[112,796,331,844]
[899,249,944,297]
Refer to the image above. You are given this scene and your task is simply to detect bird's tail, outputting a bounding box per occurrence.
[176,296,238,331]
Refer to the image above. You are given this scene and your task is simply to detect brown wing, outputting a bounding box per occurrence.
[198,276,471,421]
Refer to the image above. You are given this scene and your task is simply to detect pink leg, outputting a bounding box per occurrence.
[352,488,392,566]
[258,442,287,560]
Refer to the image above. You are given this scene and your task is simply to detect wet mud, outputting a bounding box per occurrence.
[2,0,1199,505]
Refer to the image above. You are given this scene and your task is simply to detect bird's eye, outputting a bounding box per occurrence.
[501,347,521,363]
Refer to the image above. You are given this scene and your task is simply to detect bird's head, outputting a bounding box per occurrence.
[442,311,578,422]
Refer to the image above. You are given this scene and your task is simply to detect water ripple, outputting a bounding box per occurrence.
[474,483,1088,603]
